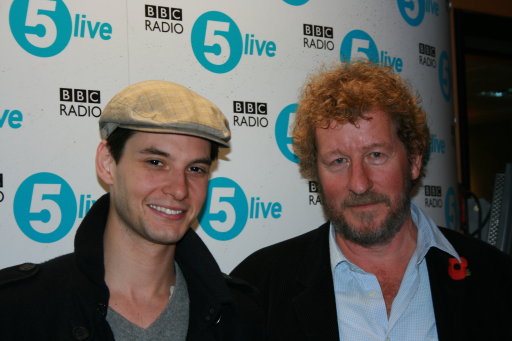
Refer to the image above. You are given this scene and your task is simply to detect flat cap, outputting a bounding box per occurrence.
[99,80,230,147]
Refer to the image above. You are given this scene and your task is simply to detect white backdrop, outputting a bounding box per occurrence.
[0,0,458,272]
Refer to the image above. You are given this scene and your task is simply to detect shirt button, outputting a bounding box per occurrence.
[369,291,378,297]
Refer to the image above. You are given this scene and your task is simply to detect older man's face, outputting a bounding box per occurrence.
[315,110,421,246]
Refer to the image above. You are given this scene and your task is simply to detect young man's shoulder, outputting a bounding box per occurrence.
[0,253,75,304]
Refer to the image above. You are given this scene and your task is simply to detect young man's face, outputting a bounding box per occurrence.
[98,131,211,245]
[315,109,421,246]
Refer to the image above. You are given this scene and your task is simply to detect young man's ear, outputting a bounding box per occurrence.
[96,140,115,185]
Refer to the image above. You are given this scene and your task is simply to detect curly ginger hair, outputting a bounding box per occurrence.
[293,61,430,186]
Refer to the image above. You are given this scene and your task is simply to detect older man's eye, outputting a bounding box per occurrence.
[328,158,350,170]
[367,152,387,165]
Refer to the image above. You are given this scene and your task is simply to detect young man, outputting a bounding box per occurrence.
[231,62,512,341]
[0,80,262,340]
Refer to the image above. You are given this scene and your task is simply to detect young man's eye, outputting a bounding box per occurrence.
[148,159,163,166]
[189,166,209,174]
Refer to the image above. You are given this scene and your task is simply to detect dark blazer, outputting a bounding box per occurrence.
[231,222,512,341]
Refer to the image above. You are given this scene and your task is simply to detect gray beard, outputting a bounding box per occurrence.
[322,180,412,247]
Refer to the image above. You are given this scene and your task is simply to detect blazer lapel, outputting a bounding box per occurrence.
[426,247,467,341]
[292,223,340,341]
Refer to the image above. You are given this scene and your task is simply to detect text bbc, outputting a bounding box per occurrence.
[145,5,182,21]
[303,24,333,39]
[60,88,100,104]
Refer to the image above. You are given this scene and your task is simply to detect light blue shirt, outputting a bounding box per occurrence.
[329,202,459,341]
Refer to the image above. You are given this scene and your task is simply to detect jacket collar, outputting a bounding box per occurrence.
[425,233,467,341]
[292,222,340,341]
[73,193,234,328]
[175,224,235,334]
[74,194,110,290]
[294,223,468,341]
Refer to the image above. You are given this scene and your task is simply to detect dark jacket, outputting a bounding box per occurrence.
[0,194,263,341]
[231,222,512,341]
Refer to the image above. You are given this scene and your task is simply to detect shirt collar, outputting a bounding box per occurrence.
[329,201,460,273]
[410,201,460,262]
[329,222,346,272]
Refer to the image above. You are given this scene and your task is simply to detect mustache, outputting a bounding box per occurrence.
[342,191,391,207]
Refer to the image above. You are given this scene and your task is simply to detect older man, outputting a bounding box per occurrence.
[232,62,512,341]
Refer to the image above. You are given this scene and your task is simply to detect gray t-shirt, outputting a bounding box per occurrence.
[106,263,190,340]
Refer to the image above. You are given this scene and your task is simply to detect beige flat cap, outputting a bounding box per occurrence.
[99,80,230,147]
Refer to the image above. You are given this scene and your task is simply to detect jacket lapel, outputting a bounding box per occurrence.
[426,247,467,341]
[292,223,340,341]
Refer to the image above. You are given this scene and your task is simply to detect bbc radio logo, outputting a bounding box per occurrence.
[424,185,459,230]
[9,0,113,58]
[199,177,283,241]
[191,11,277,73]
[13,172,95,243]
[419,42,436,68]
[424,184,442,208]
[303,24,334,51]
[397,0,441,27]
[340,30,403,73]
[233,101,268,127]
[59,88,102,118]
[145,4,183,34]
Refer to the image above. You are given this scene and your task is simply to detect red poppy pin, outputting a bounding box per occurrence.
[448,257,470,280]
